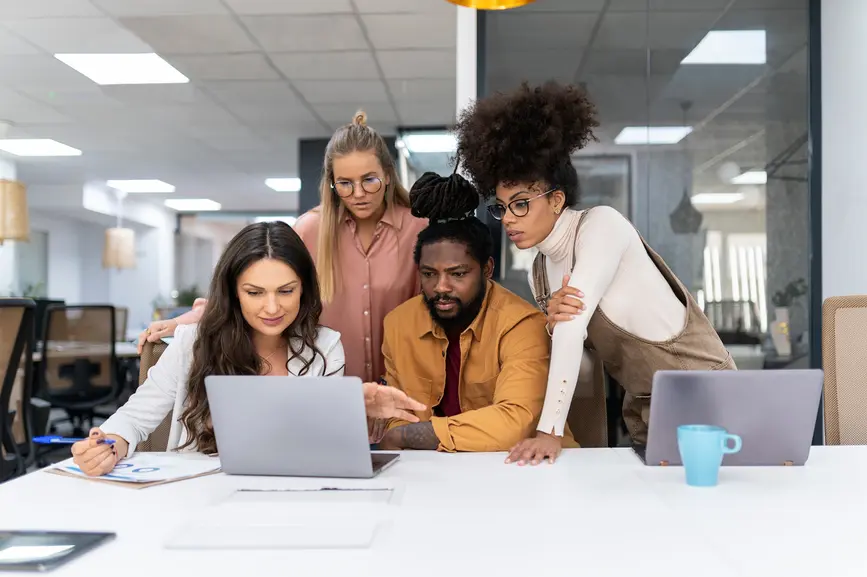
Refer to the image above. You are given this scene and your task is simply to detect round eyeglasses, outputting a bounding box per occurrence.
[331,176,384,198]
[487,189,556,221]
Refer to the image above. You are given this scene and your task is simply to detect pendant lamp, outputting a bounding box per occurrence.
[102,187,136,269]
[446,0,535,9]
[0,179,29,245]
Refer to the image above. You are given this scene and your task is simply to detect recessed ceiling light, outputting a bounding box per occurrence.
[265,178,301,192]
[691,192,745,205]
[731,170,767,185]
[614,126,693,145]
[107,179,175,193]
[400,133,457,154]
[682,30,767,65]
[164,199,221,212]
[0,139,82,157]
[254,216,297,226]
[54,53,189,85]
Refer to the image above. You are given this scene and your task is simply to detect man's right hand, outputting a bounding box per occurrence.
[137,298,207,353]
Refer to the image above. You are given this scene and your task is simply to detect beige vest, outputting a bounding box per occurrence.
[532,208,735,446]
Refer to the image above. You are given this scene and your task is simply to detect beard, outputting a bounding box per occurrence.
[423,279,487,334]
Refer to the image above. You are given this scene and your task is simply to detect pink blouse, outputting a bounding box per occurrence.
[294,204,428,382]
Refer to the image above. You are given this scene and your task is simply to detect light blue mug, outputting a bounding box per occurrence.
[676,425,742,487]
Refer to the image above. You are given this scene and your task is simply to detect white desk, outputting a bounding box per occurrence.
[1,447,866,577]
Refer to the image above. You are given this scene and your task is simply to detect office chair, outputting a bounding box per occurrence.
[137,340,171,452]
[822,295,867,445]
[0,298,35,481]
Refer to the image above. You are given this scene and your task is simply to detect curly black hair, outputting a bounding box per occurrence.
[410,171,493,266]
[455,81,599,205]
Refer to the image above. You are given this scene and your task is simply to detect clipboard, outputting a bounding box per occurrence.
[44,467,221,490]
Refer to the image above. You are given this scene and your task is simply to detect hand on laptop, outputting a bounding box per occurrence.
[505,431,562,466]
[363,382,426,422]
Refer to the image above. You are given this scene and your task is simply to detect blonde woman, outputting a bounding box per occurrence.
[139,112,427,384]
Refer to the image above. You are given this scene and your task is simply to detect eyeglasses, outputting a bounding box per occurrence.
[487,189,556,221]
[331,176,384,198]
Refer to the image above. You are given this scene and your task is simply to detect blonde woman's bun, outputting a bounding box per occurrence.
[352,110,368,126]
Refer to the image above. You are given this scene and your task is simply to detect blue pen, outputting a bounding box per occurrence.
[33,435,115,445]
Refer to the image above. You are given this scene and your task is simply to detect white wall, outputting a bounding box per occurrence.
[822,0,867,298]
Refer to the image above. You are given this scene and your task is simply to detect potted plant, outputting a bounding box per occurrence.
[175,286,200,308]
[771,278,808,324]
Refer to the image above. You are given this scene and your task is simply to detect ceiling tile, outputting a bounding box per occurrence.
[91,0,229,16]
[610,0,730,10]
[353,0,455,14]
[595,11,718,50]
[0,55,102,91]
[119,15,258,54]
[520,0,607,10]
[362,14,456,50]
[101,84,210,105]
[0,0,102,18]
[0,27,40,55]
[487,49,583,88]
[271,51,379,80]
[204,80,307,107]
[241,15,368,52]
[491,12,597,50]
[167,54,280,81]
[223,0,354,15]
[4,17,152,53]
[377,49,455,79]
[388,78,455,101]
[294,80,389,104]
[312,102,397,124]
[395,99,455,126]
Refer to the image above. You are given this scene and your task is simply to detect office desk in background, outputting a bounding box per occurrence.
[0,448,865,576]
[31,342,140,363]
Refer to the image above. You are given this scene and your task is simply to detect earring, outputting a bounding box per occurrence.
[554,207,561,215]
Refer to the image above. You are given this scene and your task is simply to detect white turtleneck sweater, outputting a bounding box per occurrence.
[530,206,687,436]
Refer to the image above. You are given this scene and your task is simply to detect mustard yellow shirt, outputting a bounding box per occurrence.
[383,281,553,452]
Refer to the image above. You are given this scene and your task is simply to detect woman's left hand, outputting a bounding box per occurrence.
[505,432,563,465]
[363,382,427,422]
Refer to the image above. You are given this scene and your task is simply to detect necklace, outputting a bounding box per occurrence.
[259,345,282,363]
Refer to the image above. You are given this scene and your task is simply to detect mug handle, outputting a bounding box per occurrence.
[722,434,742,454]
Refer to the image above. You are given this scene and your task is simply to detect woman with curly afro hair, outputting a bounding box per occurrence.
[455,81,734,466]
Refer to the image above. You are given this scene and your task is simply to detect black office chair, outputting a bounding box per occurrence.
[37,305,119,437]
[0,298,35,482]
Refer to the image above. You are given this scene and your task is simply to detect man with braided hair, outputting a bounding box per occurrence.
[377,171,578,453]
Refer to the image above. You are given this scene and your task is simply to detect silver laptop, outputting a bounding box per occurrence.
[204,375,400,478]
[638,369,823,466]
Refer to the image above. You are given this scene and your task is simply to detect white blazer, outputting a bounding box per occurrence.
[101,323,345,454]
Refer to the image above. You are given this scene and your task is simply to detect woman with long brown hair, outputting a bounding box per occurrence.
[71,222,425,477]
[139,111,427,386]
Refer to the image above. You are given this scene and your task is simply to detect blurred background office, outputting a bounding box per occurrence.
[3,0,855,455]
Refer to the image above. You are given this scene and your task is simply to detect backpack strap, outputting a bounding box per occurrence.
[532,251,551,314]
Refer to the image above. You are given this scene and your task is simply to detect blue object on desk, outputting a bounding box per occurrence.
[33,435,115,445]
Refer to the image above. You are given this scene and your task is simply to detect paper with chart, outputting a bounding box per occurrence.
[52,453,221,484]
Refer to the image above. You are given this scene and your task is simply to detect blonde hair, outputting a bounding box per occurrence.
[316,110,410,303]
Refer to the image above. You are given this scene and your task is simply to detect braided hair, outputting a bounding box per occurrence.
[410,170,493,266]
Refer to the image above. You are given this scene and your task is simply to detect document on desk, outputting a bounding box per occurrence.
[46,453,221,489]
[166,487,394,550]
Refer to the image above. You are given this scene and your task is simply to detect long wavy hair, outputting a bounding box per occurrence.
[316,110,411,303]
[178,221,324,454]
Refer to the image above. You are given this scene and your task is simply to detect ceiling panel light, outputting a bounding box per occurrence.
[54,53,189,85]
[614,126,692,145]
[0,139,81,157]
[400,133,457,154]
[107,179,175,193]
[691,192,745,205]
[731,170,767,185]
[265,178,301,192]
[164,199,221,212]
[254,216,297,226]
[682,30,766,65]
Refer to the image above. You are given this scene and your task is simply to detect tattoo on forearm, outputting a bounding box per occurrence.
[397,422,439,450]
